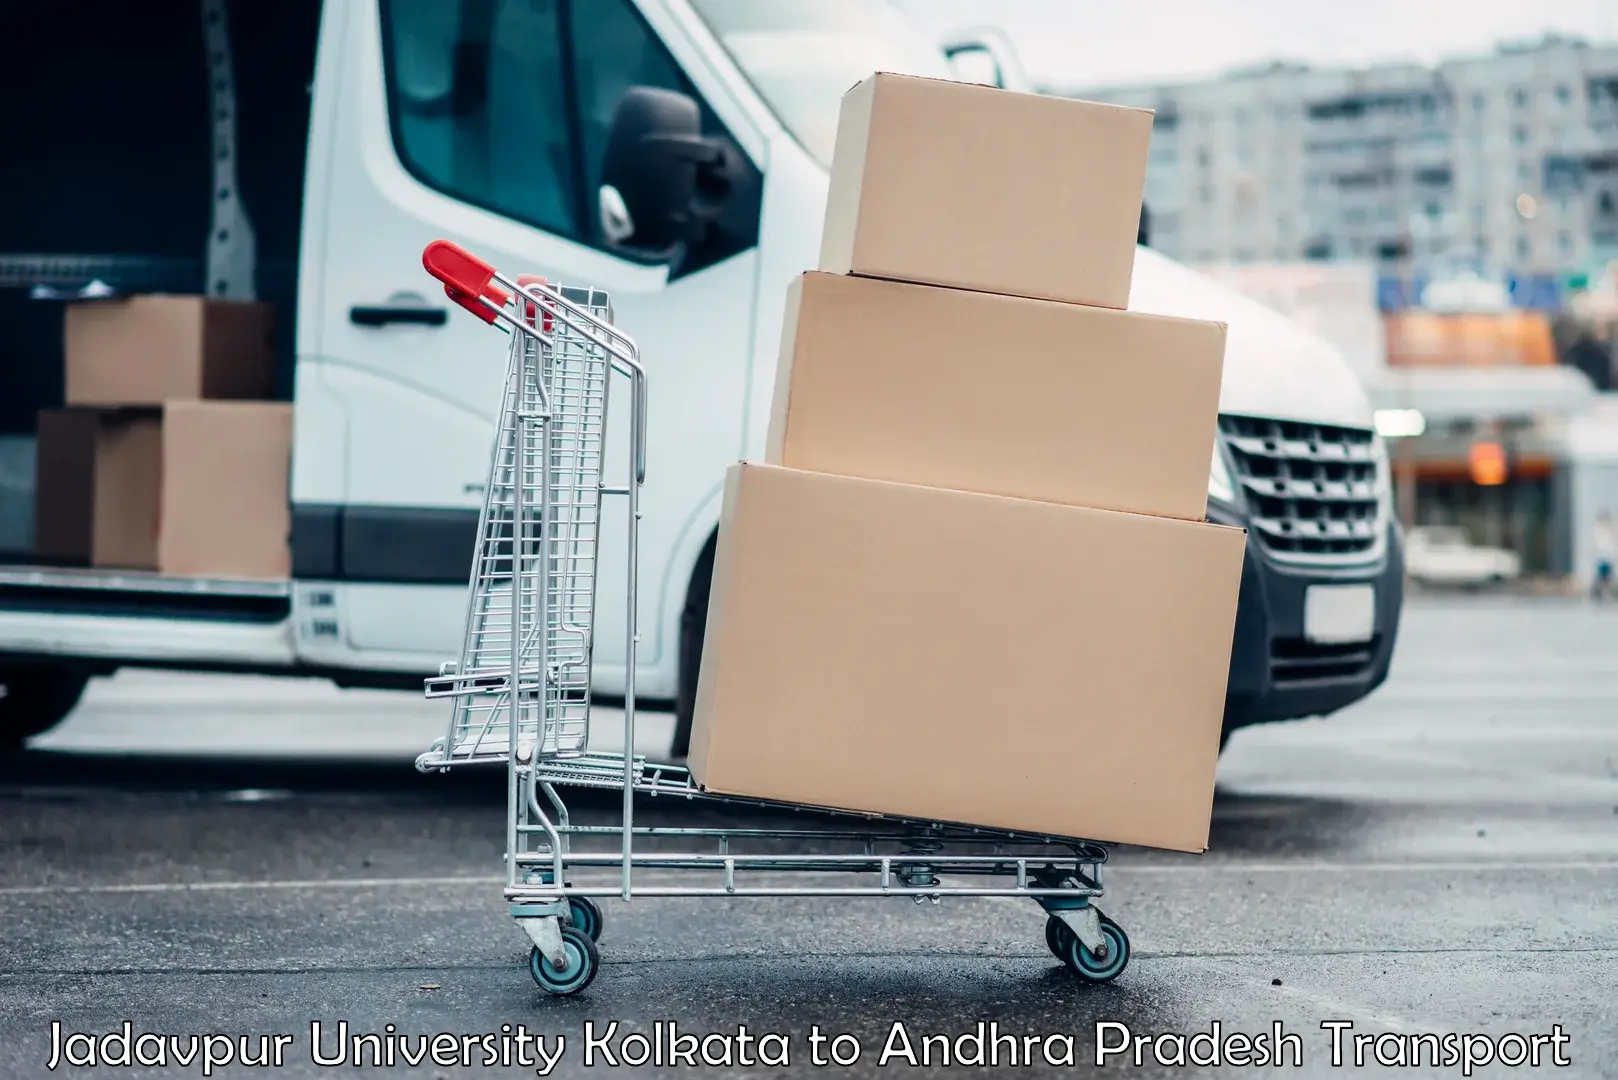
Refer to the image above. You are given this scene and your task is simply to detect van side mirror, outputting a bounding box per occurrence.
[937,28,1033,93]
[599,86,735,261]
[942,43,1003,87]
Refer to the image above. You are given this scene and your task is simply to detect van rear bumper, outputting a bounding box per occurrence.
[1210,505,1404,734]
[0,608,296,671]
[0,564,295,671]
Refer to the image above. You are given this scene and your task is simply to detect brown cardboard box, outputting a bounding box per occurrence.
[65,296,276,406]
[32,403,291,578]
[688,462,1246,853]
[819,73,1153,309]
[768,271,1227,521]
[33,410,98,565]
[157,402,293,579]
[35,409,164,568]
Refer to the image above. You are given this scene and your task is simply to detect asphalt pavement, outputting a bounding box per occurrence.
[2,596,1616,1078]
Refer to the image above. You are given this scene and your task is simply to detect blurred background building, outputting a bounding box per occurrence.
[1064,35,1618,586]
[1068,34,1618,280]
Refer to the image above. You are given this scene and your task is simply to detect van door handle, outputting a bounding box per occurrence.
[349,304,448,327]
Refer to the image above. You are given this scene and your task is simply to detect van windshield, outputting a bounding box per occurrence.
[687,0,955,169]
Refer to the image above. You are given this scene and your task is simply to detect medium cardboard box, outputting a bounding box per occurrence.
[157,402,293,579]
[65,295,276,407]
[819,73,1153,309]
[768,271,1227,521]
[688,462,1246,853]
[34,408,163,568]
[32,403,292,578]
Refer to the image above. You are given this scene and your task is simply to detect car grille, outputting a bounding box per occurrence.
[1219,415,1383,561]
[1271,636,1383,684]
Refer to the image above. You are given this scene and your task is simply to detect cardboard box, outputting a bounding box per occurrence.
[819,73,1153,309]
[768,271,1227,521]
[32,403,292,578]
[688,462,1246,853]
[65,296,276,407]
[34,409,163,568]
[157,401,293,579]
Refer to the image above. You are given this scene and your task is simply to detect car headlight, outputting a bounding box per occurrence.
[1371,433,1394,517]
[1209,446,1236,505]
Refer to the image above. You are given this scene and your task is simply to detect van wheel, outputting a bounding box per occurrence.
[669,539,716,762]
[0,664,91,750]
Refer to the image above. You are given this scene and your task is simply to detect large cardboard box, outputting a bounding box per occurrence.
[819,73,1153,309]
[32,403,292,578]
[65,296,276,407]
[34,409,163,568]
[768,271,1227,521]
[688,462,1247,853]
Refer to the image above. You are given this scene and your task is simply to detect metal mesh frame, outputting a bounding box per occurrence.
[424,288,612,764]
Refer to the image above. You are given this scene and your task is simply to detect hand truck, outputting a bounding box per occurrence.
[415,240,1130,995]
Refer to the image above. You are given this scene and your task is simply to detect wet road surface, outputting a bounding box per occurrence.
[2,596,1616,1077]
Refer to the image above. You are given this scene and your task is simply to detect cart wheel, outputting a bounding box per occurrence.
[1044,914,1074,958]
[565,896,603,942]
[1062,913,1130,984]
[529,926,599,996]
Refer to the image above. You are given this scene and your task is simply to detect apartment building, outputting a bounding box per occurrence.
[1070,36,1618,282]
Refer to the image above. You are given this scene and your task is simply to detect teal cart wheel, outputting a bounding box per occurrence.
[565,896,603,942]
[1062,913,1130,984]
[529,926,599,995]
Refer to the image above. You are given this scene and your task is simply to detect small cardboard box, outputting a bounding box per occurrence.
[819,73,1153,309]
[688,462,1246,853]
[33,403,292,578]
[768,271,1227,521]
[65,295,276,407]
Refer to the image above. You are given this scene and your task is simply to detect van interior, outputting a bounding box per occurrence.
[0,0,322,559]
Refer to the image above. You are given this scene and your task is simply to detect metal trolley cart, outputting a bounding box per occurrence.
[415,240,1131,995]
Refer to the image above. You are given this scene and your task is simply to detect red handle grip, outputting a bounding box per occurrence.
[422,240,509,323]
[516,274,554,332]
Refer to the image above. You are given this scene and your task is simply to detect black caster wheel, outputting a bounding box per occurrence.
[529,925,599,996]
[1044,914,1074,958]
[1061,913,1130,984]
[565,896,603,942]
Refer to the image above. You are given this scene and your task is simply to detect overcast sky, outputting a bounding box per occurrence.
[891,0,1618,90]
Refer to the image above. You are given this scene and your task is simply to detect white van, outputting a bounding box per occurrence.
[0,0,1403,753]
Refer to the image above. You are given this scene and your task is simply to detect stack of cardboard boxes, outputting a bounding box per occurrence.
[687,74,1248,854]
[33,296,293,579]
